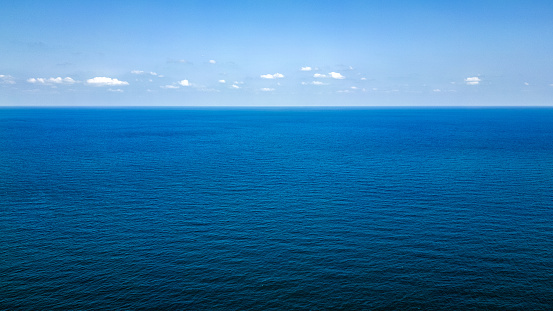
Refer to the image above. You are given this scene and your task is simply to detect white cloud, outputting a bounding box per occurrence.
[313,73,327,78]
[0,75,15,84]
[329,72,345,79]
[337,90,351,93]
[27,77,76,85]
[178,79,190,86]
[260,73,284,79]
[361,77,367,81]
[350,86,358,89]
[302,81,327,85]
[465,77,481,85]
[209,60,216,64]
[260,88,275,91]
[132,70,158,76]
[86,77,129,86]
[161,85,179,89]
[301,67,312,71]
[524,82,529,86]
[108,88,124,93]
[433,89,441,92]
[231,84,240,89]
[218,80,226,83]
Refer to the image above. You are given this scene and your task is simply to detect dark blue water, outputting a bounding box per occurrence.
[1,108,552,310]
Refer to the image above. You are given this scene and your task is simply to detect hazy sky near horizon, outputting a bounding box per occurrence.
[1,0,553,106]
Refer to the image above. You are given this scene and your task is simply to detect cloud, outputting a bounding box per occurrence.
[260,73,284,79]
[131,70,159,76]
[209,60,216,64]
[108,88,124,92]
[313,73,327,78]
[27,77,77,85]
[161,85,179,89]
[260,88,275,91]
[301,66,312,71]
[361,77,367,81]
[0,74,16,84]
[433,89,441,92]
[167,59,192,64]
[465,77,481,85]
[231,84,240,89]
[178,79,190,86]
[329,72,345,79]
[218,80,226,83]
[524,82,529,86]
[86,77,129,86]
[302,81,327,85]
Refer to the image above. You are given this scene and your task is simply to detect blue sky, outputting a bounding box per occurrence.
[1,0,552,106]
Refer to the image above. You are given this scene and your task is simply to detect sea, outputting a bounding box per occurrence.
[1,107,552,310]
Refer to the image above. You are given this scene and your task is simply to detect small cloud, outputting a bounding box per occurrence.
[167,59,192,64]
[465,77,481,85]
[178,79,190,86]
[360,77,367,81]
[524,82,529,86]
[302,81,327,86]
[0,74,15,84]
[260,88,275,91]
[161,85,179,89]
[27,78,43,84]
[197,87,220,93]
[433,89,441,92]
[27,77,77,85]
[209,60,216,64]
[301,66,312,71]
[218,80,226,83]
[108,88,124,93]
[313,73,327,78]
[260,73,284,79]
[337,90,351,93]
[132,70,158,76]
[231,84,240,89]
[350,86,358,89]
[86,77,129,86]
[329,72,345,79]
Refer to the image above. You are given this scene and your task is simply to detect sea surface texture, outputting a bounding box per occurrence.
[1,108,552,310]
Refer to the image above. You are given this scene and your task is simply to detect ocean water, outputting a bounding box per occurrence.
[1,107,552,310]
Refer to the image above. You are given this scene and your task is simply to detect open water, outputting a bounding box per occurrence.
[1,107,552,310]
